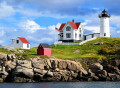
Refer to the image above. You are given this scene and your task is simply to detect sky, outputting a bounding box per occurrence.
[0,0,120,47]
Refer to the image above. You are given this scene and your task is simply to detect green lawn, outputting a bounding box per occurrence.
[1,37,120,61]
[51,37,120,61]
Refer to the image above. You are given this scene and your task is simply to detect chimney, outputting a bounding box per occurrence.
[72,19,75,23]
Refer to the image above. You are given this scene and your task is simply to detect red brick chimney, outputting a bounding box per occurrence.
[72,19,75,23]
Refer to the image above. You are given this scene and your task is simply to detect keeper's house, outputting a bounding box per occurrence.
[57,19,84,42]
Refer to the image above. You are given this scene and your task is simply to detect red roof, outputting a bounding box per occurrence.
[18,37,30,44]
[58,21,81,31]
[58,23,65,31]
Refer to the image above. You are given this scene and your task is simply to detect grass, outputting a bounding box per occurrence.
[1,37,120,61]
[51,37,120,61]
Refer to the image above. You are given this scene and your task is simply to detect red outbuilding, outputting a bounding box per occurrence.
[37,43,51,56]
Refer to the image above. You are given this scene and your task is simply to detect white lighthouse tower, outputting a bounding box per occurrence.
[99,9,110,37]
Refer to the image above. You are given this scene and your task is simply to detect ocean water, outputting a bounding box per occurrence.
[0,82,120,88]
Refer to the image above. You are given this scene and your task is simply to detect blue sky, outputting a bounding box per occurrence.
[0,0,120,47]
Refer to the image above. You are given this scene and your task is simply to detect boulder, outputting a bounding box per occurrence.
[17,60,32,69]
[15,66,34,78]
[58,61,67,70]
[92,76,99,81]
[93,42,104,45]
[89,63,103,73]
[53,72,62,81]
[7,54,16,61]
[31,58,45,69]
[71,71,78,78]
[46,59,52,69]
[0,71,8,76]
[34,68,47,76]
[6,61,16,70]
[98,70,107,77]
[2,46,17,52]
[104,65,120,74]
[46,71,53,77]
[50,59,87,75]
[88,69,95,77]
[50,59,59,70]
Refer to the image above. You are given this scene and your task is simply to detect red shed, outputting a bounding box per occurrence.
[37,43,51,56]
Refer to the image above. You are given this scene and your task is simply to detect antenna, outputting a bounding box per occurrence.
[10,39,15,44]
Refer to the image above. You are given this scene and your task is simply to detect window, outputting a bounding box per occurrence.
[16,40,19,44]
[66,26,71,31]
[104,33,106,36]
[79,34,81,37]
[27,44,29,48]
[79,28,81,32]
[66,33,71,38]
[75,33,77,38]
[92,34,94,38]
[60,35,63,37]
[84,36,86,40]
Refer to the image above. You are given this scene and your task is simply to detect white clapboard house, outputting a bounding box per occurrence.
[57,19,84,42]
[12,37,30,49]
[56,9,111,43]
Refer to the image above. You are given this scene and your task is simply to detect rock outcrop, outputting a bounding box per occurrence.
[0,53,120,82]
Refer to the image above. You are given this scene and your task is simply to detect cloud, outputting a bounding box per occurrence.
[84,26,100,33]
[1,0,120,18]
[0,30,5,37]
[48,23,61,35]
[0,0,99,18]
[27,36,52,42]
[117,31,120,33]
[21,20,46,33]
[0,40,4,44]
[0,2,15,18]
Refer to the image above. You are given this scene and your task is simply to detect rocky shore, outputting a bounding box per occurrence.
[0,53,120,82]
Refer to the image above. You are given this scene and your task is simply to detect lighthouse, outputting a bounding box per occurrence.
[99,9,110,37]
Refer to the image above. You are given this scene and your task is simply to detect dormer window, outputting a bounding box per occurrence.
[66,26,71,31]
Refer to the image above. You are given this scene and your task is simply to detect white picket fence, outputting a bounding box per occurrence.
[54,37,97,45]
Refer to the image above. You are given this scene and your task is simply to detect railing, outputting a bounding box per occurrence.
[54,37,97,45]
[55,43,80,45]
[79,37,97,45]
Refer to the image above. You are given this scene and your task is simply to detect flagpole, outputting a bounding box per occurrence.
[54,27,59,47]
[55,27,57,47]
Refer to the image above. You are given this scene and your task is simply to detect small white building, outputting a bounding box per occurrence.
[56,9,111,43]
[12,37,30,49]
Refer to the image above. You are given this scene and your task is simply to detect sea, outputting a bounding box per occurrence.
[0,82,120,88]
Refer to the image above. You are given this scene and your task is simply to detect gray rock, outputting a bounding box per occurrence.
[88,69,95,77]
[46,71,53,77]
[98,70,107,77]
[17,60,32,69]
[93,42,104,45]
[31,58,45,69]
[15,67,34,78]
[89,63,103,73]
[2,46,17,52]
[34,68,47,75]
[22,69,34,78]
[0,71,8,76]
[93,76,99,81]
